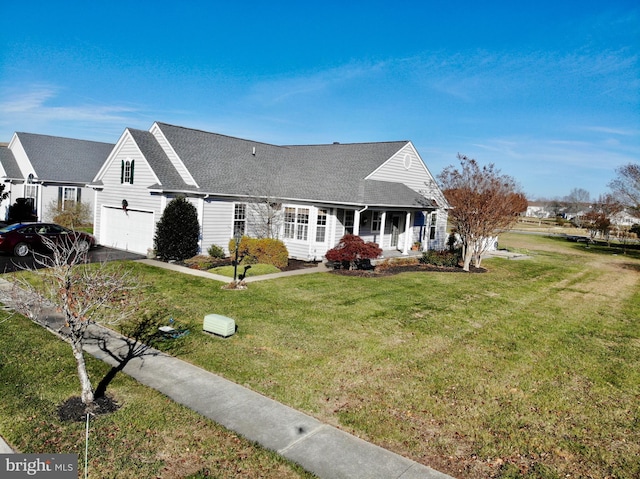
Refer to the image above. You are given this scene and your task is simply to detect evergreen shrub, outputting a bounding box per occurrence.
[207,244,226,259]
[154,197,200,261]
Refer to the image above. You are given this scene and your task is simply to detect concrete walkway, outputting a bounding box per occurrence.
[0,267,454,479]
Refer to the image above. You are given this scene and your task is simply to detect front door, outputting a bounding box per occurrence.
[391,215,400,248]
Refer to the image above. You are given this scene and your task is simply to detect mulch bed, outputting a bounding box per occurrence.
[57,395,120,422]
[330,263,487,277]
[162,255,486,276]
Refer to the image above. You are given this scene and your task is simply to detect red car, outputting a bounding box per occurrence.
[0,222,96,257]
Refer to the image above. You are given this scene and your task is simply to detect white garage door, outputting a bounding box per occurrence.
[100,206,155,255]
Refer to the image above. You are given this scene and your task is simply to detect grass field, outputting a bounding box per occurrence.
[2,232,639,478]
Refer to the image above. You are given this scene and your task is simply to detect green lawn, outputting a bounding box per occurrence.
[2,232,639,478]
[0,310,314,478]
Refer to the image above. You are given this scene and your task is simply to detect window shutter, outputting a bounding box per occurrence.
[130,160,135,184]
[77,188,82,203]
[120,160,124,184]
[57,187,63,209]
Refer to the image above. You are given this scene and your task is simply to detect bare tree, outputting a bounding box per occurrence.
[609,163,640,214]
[564,188,591,226]
[2,235,141,411]
[247,197,283,239]
[438,154,528,271]
[591,194,623,245]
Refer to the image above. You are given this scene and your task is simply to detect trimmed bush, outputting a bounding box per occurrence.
[325,234,382,270]
[48,200,92,229]
[154,197,200,261]
[207,244,226,259]
[419,249,460,267]
[229,236,289,269]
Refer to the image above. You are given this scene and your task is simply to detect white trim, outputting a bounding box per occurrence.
[93,129,162,186]
[151,123,199,187]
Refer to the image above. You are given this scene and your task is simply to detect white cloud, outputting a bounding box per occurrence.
[244,61,388,106]
[0,84,143,141]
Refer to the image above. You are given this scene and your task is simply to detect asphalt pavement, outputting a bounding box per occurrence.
[0,246,144,273]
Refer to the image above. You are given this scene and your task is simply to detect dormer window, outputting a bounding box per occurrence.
[121,159,135,184]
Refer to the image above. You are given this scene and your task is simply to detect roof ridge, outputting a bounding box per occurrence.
[154,122,281,148]
[285,140,409,147]
[154,122,408,148]
[16,131,114,146]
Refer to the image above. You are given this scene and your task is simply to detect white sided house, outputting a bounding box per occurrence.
[0,132,114,223]
[91,122,449,259]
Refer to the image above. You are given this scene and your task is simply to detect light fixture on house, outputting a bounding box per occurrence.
[122,199,128,212]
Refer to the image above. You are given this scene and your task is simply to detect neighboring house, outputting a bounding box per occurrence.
[0,132,114,223]
[525,201,553,219]
[609,209,639,227]
[90,122,449,259]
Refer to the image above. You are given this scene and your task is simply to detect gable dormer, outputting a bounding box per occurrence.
[366,142,448,208]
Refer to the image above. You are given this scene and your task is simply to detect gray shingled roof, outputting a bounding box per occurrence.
[153,123,435,208]
[128,129,195,191]
[0,146,22,179]
[16,132,114,183]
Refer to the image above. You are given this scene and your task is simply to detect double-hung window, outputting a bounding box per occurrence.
[283,207,309,241]
[315,209,327,242]
[233,203,247,236]
[429,212,437,240]
[371,211,382,232]
[344,210,354,234]
[296,208,309,240]
[121,159,135,184]
[60,186,79,210]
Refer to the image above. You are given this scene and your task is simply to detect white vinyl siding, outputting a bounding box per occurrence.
[200,200,235,256]
[367,143,441,198]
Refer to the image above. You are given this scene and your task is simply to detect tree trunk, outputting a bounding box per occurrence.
[71,340,94,408]
[462,242,473,271]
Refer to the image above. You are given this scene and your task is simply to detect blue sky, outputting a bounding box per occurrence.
[1,1,638,200]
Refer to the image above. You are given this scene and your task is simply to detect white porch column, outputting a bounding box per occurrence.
[328,208,337,248]
[353,209,360,236]
[402,211,412,255]
[379,211,387,253]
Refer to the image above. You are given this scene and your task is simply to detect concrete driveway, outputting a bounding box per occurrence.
[0,246,145,274]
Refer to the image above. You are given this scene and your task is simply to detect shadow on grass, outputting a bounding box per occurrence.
[91,329,160,399]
